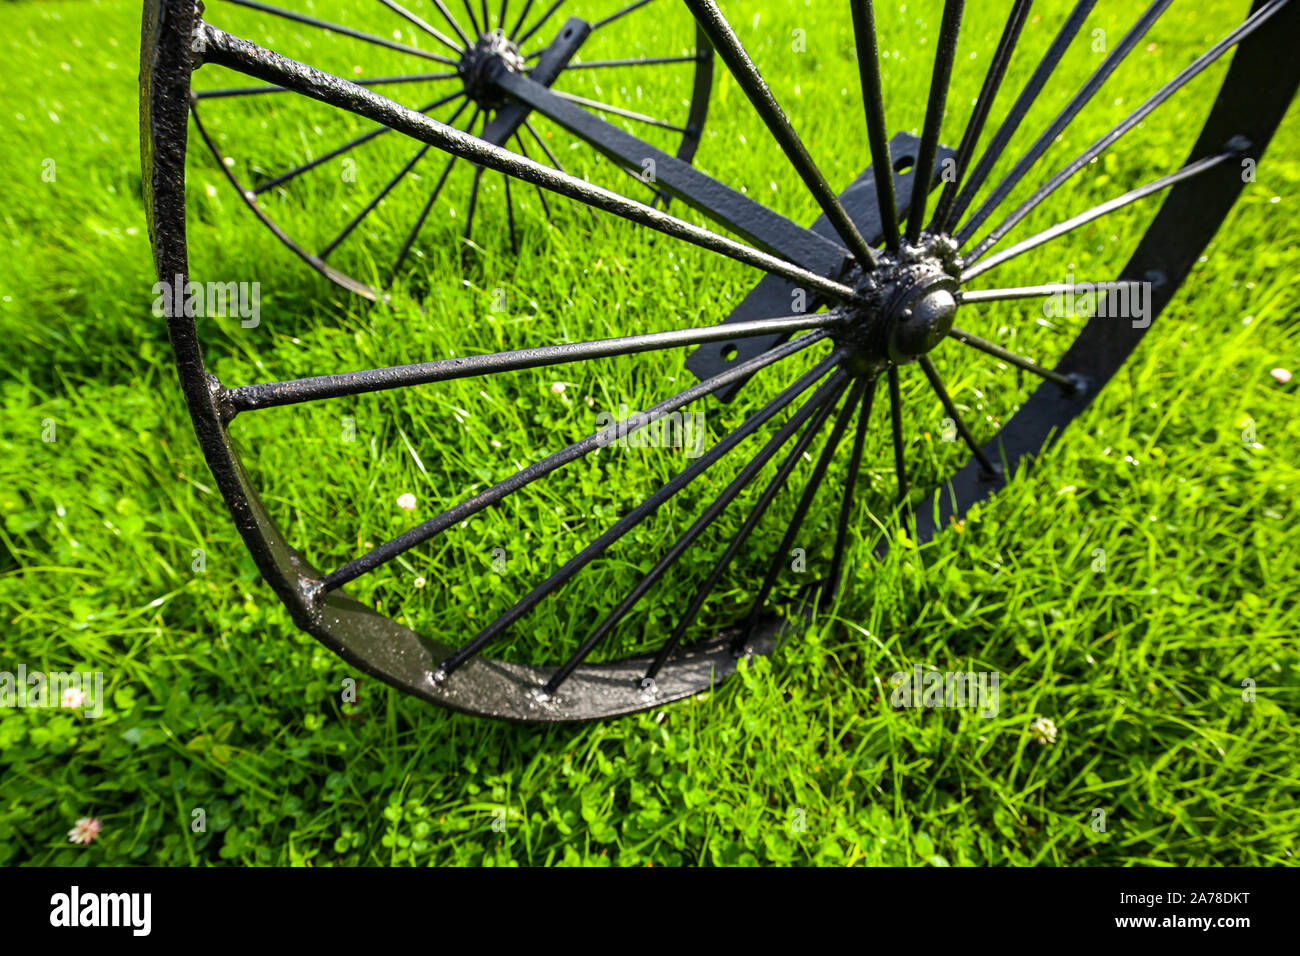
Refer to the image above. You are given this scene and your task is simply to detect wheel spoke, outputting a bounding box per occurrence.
[503,170,518,253]
[591,0,657,31]
[463,164,485,253]
[644,374,848,681]
[222,0,459,65]
[942,0,1096,237]
[430,348,847,679]
[917,355,997,476]
[929,0,1032,233]
[826,377,877,602]
[459,0,482,34]
[509,0,536,39]
[946,326,1074,390]
[517,0,564,46]
[251,89,463,196]
[426,0,474,46]
[683,0,880,270]
[513,131,555,220]
[199,25,867,306]
[320,142,433,259]
[377,0,464,54]
[547,89,687,133]
[956,0,1172,245]
[962,147,1238,279]
[388,104,477,280]
[229,313,839,412]
[317,329,835,592]
[543,370,850,694]
[738,377,869,643]
[194,71,460,99]
[963,0,1287,263]
[905,0,965,244]
[560,55,701,70]
[887,365,908,503]
[957,281,1144,304]
[849,0,901,251]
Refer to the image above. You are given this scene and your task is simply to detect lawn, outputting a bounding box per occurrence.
[1,0,1298,865]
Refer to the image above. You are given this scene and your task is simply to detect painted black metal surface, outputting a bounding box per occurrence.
[685,132,955,401]
[143,0,1299,722]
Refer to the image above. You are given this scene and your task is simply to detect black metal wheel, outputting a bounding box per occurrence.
[143,0,1299,721]
[190,0,714,298]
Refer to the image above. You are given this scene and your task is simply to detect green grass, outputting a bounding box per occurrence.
[1,0,1298,866]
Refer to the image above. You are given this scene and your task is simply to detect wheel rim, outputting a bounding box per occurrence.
[143,0,1300,721]
[189,0,714,299]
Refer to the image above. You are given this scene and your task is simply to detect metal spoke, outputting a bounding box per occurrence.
[887,365,907,503]
[591,0,657,31]
[548,89,687,133]
[825,377,877,602]
[462,164,485,256]
[480,0,491,32]
[426,0,474,46]
[199,25,867,306]
[517,0,564,46]
[388,104,477,280]
[929,0,1032,233]
[459,0,482,34]
[738,377,869,643]
[194,71,460,99]
[942,0,1096,237]
[957,280,1143,304]
[906,0,965,243]
[222,0,459,65]
[512,132,554,220]
[509,0,536,39]
[251,89,463,196]
[228,313,840,413]
[503,171,518,253]
[946,326,1074,390]
[431,348,847,679]
[543,371,850,694]
[560,55,701,70]
[963,0,1287,263]
[918,355,998,476]
[683,0,879,270]
[377,0,464,54]
[317,329,835,592]
[962,147,1237,279]
[643,375,847,682]
[320,143,432,259]
[956,0,1172,245]
[849,0,901,251]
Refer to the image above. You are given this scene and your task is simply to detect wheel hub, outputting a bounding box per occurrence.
[459,29,525,111]
[839,235,963,369]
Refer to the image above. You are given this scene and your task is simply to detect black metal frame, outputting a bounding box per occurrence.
[142,0,1300,721]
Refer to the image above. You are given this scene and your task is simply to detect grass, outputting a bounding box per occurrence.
[1,0,1298,866]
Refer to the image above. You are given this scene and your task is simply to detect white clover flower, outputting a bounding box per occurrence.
[1028,716,1058,745]
[396,493,417,511]
[68,817,102,844]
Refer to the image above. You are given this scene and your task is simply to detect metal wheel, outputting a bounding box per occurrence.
[190,0,714,298]
[143,0,1299,721]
